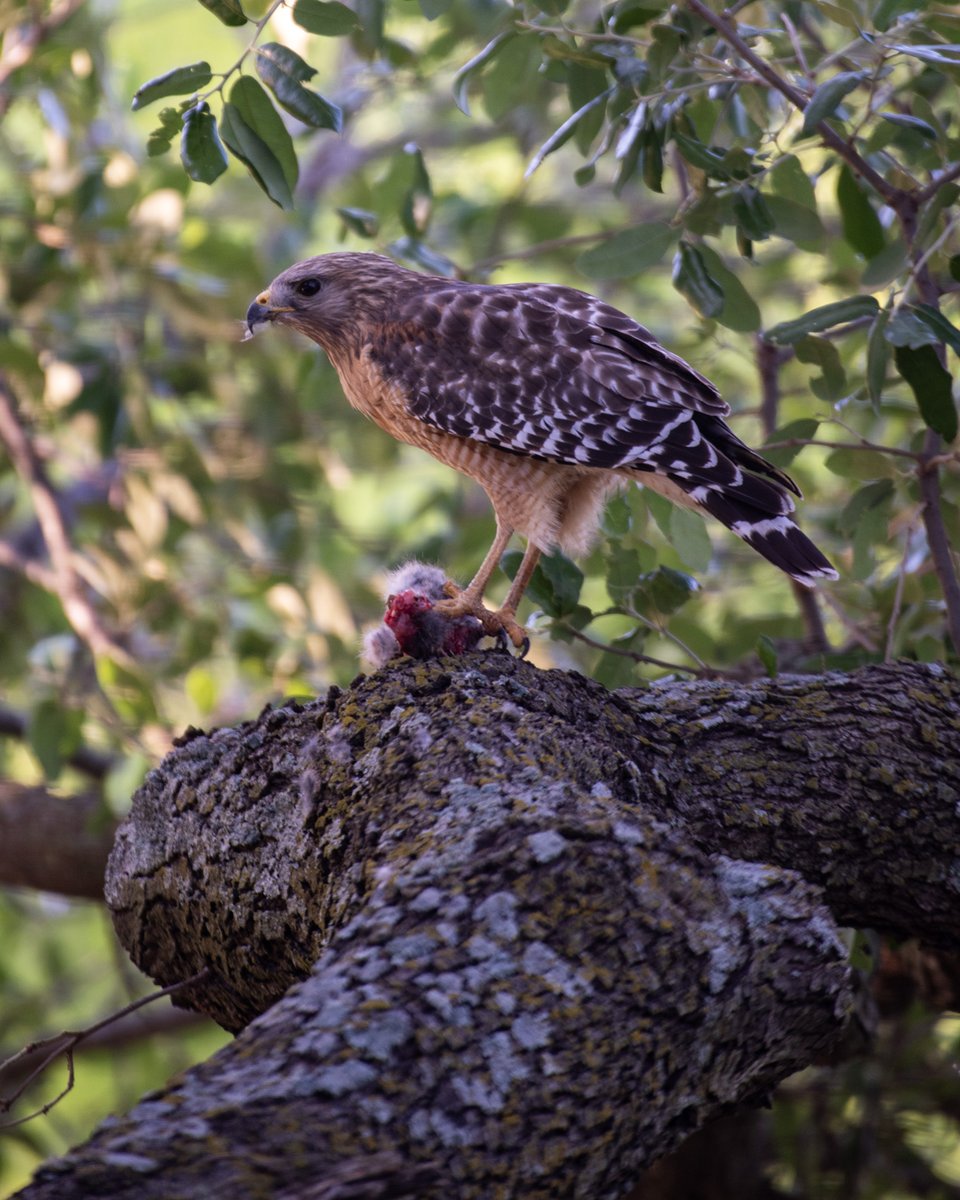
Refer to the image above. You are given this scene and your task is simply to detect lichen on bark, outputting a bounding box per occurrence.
[17,656,960,1199]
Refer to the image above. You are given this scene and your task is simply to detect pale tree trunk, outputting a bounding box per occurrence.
[16,656,960,1199]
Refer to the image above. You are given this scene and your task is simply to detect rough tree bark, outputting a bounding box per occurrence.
[15,655,960,1199]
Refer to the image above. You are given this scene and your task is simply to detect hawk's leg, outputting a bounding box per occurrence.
[437,524,540,651]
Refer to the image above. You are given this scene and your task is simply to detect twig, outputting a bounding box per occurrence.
[761,437,919,461]
[0,375,133,667]
[917,429,960,655]
[754,337,830,653]
[885,525,914,661]
[469,231,619,274]
[557,622,703,675]
[0,969,212,1130]
[819,591,880,653]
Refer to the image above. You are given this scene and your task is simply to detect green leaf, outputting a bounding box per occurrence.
[866,309,890,408]
[577,223,677,279]
[837,479,895,536]
[146,106,184,156]
[672,242,723,319]
[795,335,847,402]
[697,245,761,332]
[800,70,865,136]
[668,505,712,573]
[765,296,880,345]
[894,345,957,441]
[180,103,228,184]
[756,635,778,678]
[884,307,942,349]
[640,126,663,193]
[28,700,84,781]
[399,144,432,239]
[860,239,907,288]
[601,492,633,539]
[452,32,517,117]
[606,546,644,604]
[950,255,960,284]
[873,0,917,31]
[880,112,938,140]
[765,195,826,250]
[255,43,343,131]
[824,448,896,481]
[505,549,583,617]
[889,42,960,67]
[633,566,699,617]
[196,0,247,25]
[837,165,884,258]
[913,305,960,356]
[220,77,297,207]
[132,62,212,111]
[418,0,451,18]
[568,64,609,154]
[762,418,821,467]
[732,185,774,241]
[672,131,733,178]
[536,551,585,617]
[293,0,360,35]
[337,206,379,237]
[769,154,817,210]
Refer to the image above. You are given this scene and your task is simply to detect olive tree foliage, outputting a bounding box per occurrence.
[0,0,959,1188]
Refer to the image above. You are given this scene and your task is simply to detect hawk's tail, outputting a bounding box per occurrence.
[695,481,838,586]
[646,414,838,587]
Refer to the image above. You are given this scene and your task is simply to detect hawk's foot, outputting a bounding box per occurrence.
[436,585,528,651]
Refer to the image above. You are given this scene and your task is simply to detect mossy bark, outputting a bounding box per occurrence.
[17,657,960,1199]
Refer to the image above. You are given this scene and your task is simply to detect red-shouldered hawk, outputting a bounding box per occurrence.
[245,253,837,648]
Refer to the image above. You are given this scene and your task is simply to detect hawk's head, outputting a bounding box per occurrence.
[244,252,422,351]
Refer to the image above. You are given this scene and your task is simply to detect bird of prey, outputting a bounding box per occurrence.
[245,252,836,648]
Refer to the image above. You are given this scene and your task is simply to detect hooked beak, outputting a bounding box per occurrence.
[242,290,294,342]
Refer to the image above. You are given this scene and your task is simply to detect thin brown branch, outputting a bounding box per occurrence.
[885,524,914,661]
[557,621,703,675]
[918,429,960,655]
[0,969,212,1130]
[761,437,918,461]
[754,338,830,652]
[0,375,133,667]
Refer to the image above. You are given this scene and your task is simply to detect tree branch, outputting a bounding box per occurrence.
[0,783,116,900]
[0,375,133,667]
[13,655,958,1198]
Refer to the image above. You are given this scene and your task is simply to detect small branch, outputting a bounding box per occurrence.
[469,230,619,274]
[884,524,914,661]
[761,437,918,461]
[917,429,960,655]
[0,375,133,667]
[754,338,830,652]
[915,160,960,207]
[0,969,212,1130]
[556,621,702,675]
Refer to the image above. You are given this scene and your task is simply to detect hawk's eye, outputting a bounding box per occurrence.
[296,278,322,298]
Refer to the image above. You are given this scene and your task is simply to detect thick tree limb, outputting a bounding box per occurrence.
[15,657,960,1199]
[0,784,115,899]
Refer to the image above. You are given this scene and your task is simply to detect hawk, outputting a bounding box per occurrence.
[245,252,837,648]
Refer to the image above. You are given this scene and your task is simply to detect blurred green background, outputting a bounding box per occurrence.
[2,0,959,1192]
